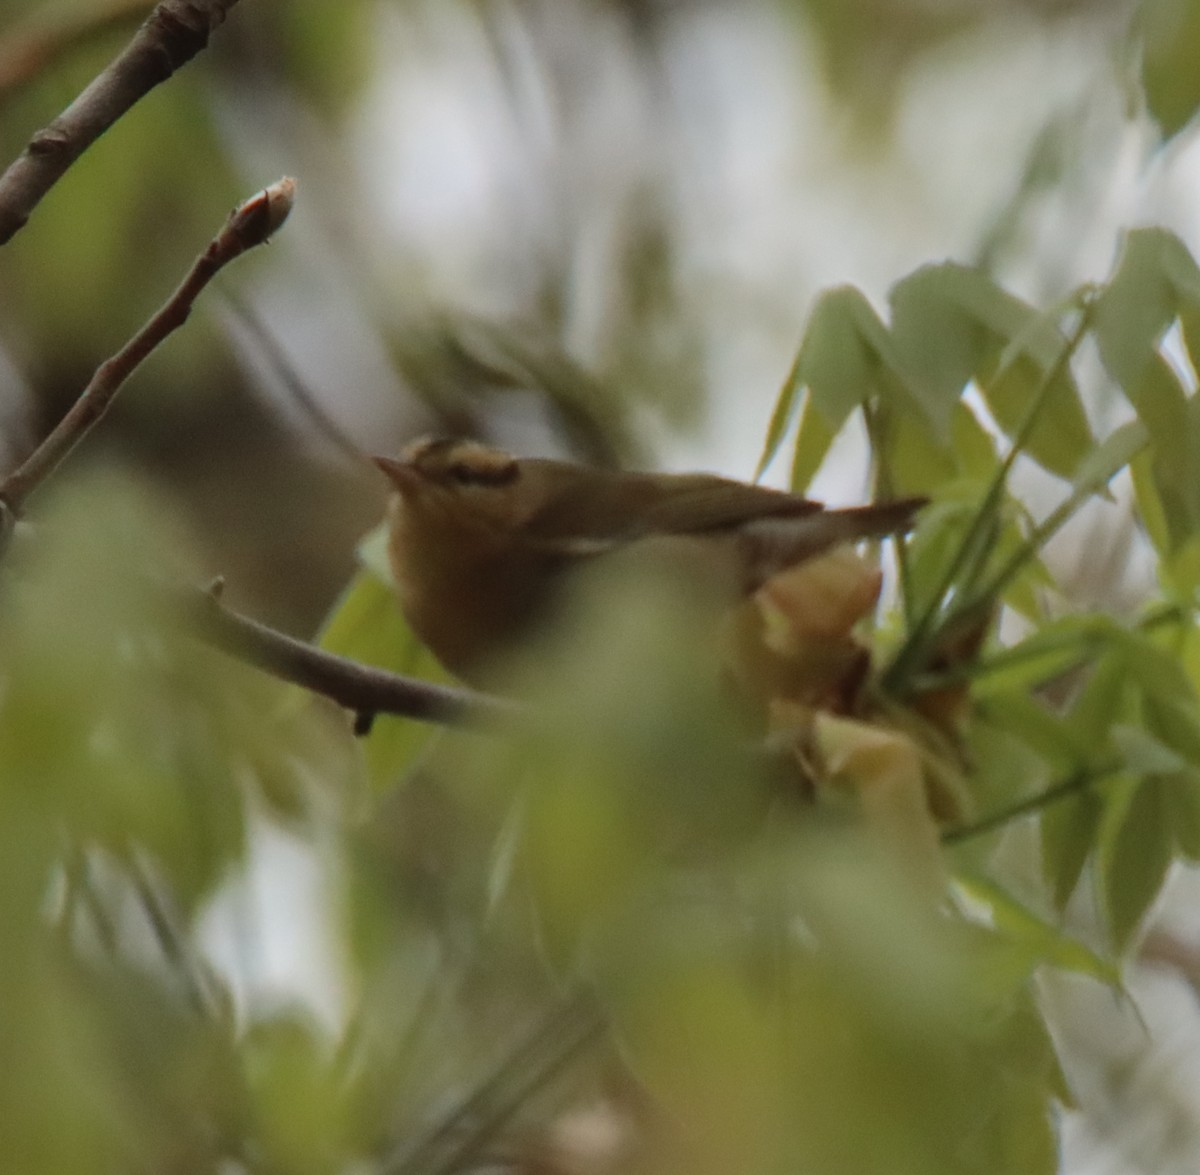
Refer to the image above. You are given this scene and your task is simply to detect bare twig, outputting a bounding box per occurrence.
[0,0,154,102]
[217,287,367,465]
[176,583,519,728]
[0,0,243,245]
[0,176,295,513]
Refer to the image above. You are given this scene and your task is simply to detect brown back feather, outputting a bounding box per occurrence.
[518,460,823,545]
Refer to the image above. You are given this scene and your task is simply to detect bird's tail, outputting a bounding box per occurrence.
[822,497,928,541]
[742,496,927,589]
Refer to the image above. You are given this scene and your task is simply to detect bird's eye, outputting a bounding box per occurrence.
[448,462,482,485]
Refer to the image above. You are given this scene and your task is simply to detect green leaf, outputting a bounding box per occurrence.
[1142,690,1200,769]
[1041,786,1105,912]
[1122,359,1194,545]
[888,264,989,437]
[1028,653,1141,912]
[971,614,1117,698]
[242,1011,353,1175]
[1166,770,1200,860]
[1064,420,1150,503]
[0,475,294,914]
[1097,775,1174,952]
[795,286,899,432]
[986,513,1055,623]
[977,422,1149,606]
[951,401,999,482]
[1106,626,1194,709]
[1065,650,1130,751]
[983,338,1092,484]
[1095,232,1200,551]
[957,717,1055,839]
[1141,0,1200,138]
[975,694,1084,775]
[1178,303,1200,373]
[318,567,449,790]
[1137,691,1200,860]
[1163,237,1200,307]
[755,347,805,480]
[787,393,837,493]
[1163,535,1200,600]
[1111,724,1189,776]
[878,399,959,496]
[954,876,1118,986]
[1131,448,1173,559]
[901,490,983,624]
[890,265,1094,478]
[1093,229,1189,393]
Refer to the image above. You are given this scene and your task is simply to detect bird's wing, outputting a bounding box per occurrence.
[518,461,823,544]
[740,498,927,589]
[634,475,824,535]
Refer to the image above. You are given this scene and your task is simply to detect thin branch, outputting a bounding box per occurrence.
[384,992,606,1175]
[217,287,367,465]
[0,0,154,102]
[0,176,295,514]
[175,582,519,728]
[0,0,243,245]
[127,851,219,1018]
[940,759,1124,846]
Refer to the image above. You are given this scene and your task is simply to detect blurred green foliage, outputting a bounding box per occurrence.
[0,475,348,1175]
[1139,0,1200,137]
[10,2,1200,1174]
[319,225,1200,1173]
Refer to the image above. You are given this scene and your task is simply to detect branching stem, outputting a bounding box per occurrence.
[886,292,1096,692]
[941,759,1124,846]
[0,177,295,513]
[175,582,518,729]
[0,0,244,244]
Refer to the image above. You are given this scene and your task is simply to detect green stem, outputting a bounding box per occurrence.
[957,431,1150,618]
[885,292,1097,693]
[909,602,1188,694]
[862,399,916,627]
[941,759,1124,846]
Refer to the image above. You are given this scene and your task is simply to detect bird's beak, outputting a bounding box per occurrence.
[372,455,421,495]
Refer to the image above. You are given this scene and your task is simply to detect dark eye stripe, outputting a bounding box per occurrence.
[448,460,519,487]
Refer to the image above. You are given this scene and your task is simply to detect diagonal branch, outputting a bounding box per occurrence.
[217,287,367,465]
[0,0,244,245]
[0,176,295,515]
[0,0,154,102]
[176,583,519,729]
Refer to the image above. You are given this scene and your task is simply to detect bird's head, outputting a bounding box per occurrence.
[374,437,526,538]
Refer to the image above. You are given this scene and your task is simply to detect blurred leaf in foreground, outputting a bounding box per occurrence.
[0,470,349,1175]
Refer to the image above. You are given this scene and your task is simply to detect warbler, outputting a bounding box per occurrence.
[375,437,924,685]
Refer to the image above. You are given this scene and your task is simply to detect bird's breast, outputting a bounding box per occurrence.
[389,523,557,682]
